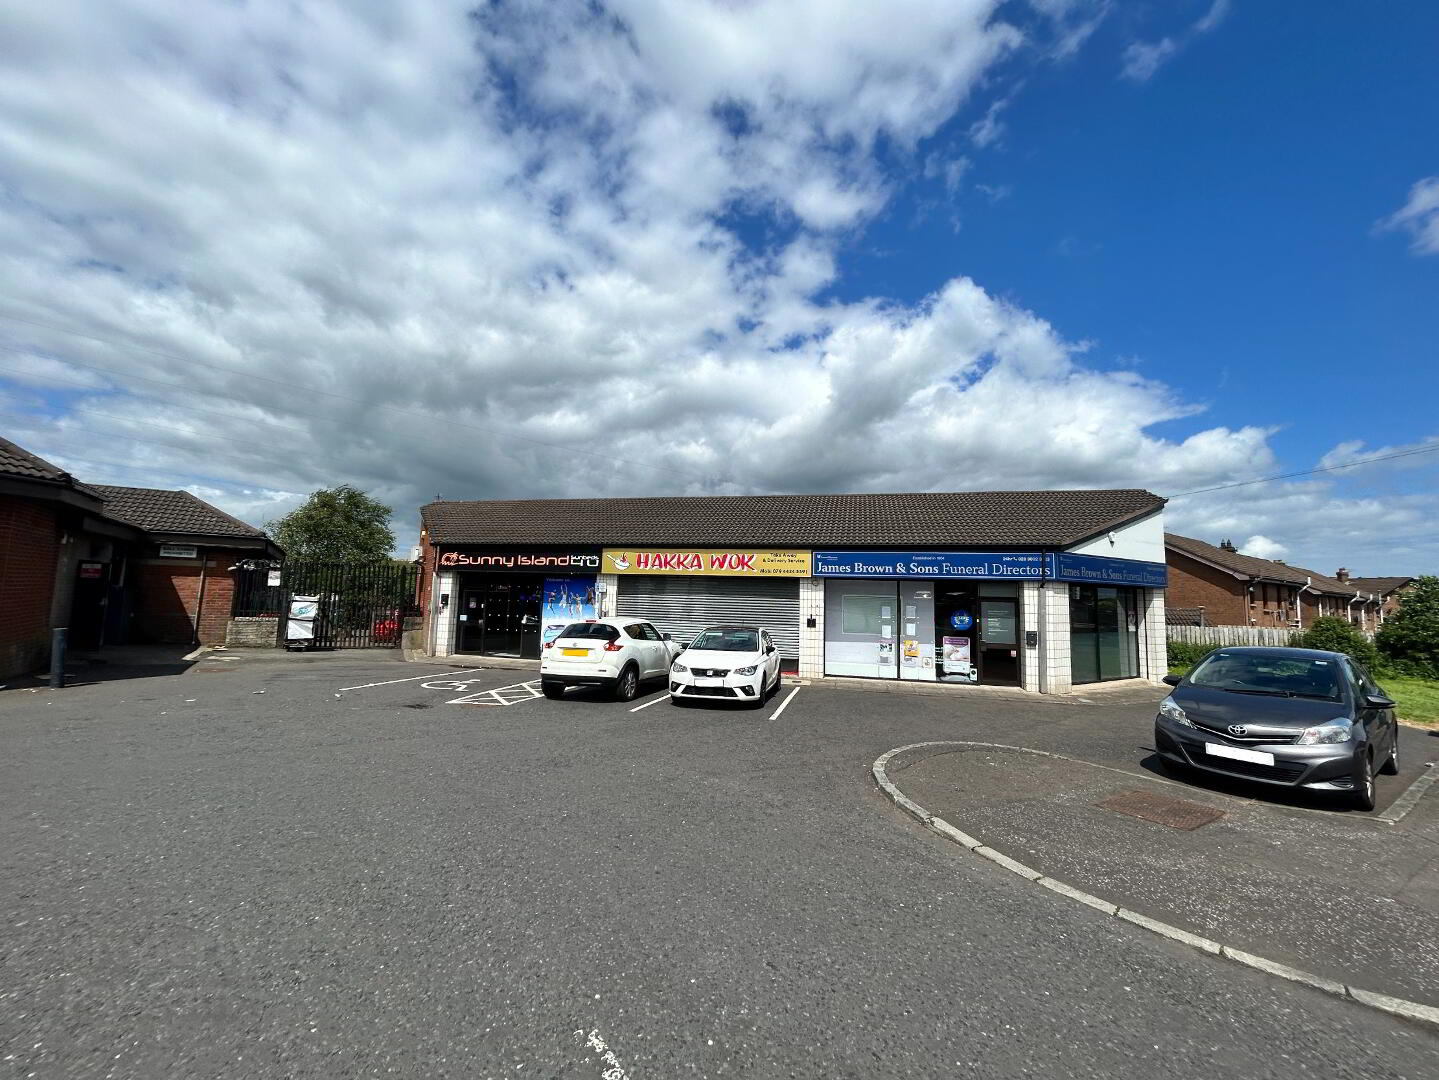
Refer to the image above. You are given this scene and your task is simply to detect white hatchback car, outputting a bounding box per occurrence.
[669,625,783,709]
[540,617,681,701]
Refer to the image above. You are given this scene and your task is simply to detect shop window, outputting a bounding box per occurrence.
[841,594,887,635]
[1070,584,1140,684]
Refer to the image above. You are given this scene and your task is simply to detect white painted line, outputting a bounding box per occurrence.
[629,693,669,713]
[767,686,801,721]
[449,680,543,706]
[873,740,1439,1029]
[1376,767,1439,825]
[182,646,211,661]
[337,669,474,691]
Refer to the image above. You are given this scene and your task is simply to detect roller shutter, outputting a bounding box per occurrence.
[615,576,802,660]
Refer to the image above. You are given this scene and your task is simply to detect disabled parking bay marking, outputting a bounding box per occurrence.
[447,679,545,707]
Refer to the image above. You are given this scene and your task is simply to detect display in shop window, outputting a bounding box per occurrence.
[542,575,596,643]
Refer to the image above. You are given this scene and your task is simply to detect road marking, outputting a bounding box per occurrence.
[337,669,475,691]
[1377,767,1439,825]
[629,693,669,712]
[449,679,544,706]
[768,685,800,721]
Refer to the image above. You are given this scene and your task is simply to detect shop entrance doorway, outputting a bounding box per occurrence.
[456,575,544,658]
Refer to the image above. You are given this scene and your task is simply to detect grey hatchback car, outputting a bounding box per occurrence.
[1154,646,1400,810]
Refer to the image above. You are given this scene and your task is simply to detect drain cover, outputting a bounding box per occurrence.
[1099,790,1224,830]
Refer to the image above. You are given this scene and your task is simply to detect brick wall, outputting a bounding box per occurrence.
[1164,552,1251,626]
[0,495,61,678]
[127,549,248,645]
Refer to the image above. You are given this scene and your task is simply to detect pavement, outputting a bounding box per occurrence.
[2,651,1437,1079]
[885,742,1439,1007]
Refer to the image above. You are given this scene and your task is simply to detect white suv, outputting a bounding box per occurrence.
[540,617,681,701]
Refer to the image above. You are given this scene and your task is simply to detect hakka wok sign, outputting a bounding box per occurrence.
[602,549,810,577]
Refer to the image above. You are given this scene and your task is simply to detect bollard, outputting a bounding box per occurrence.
[49,627,67,688]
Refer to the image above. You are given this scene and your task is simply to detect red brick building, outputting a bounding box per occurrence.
[1345,575,1417,626]
[0,437,280,679]
[1165,533,1385,630]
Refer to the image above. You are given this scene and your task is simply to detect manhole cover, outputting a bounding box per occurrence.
[1099,790,1224,830]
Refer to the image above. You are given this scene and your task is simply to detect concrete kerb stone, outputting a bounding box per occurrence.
[872,739,1439,1030]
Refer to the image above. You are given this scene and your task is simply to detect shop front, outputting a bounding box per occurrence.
[606,548,808,667]
[438,547,602,659]
[813,551,1044,686]
[1049,552,1168,685]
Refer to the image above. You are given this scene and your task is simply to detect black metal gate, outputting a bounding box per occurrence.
[232,561,420,649]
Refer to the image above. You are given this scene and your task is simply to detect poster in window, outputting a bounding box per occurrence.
[542,575,596,643]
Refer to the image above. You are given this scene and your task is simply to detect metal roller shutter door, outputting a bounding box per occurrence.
[615,576,802,660]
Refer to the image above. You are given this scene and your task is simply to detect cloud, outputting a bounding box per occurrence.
[1121,0,1230,82]
[1239,534,1286,561]
[1377,176,1439,255]
[0,0,1428,574]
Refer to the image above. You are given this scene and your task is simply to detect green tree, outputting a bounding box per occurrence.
[1292,615,1382,673]
[1375,576,1439,678]
[269,485,395,561]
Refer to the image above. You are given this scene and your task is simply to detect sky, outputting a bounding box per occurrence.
[0,0,1435,576]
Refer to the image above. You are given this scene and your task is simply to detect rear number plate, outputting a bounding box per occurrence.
[562,648,588,657]
[1205,743,1274,767]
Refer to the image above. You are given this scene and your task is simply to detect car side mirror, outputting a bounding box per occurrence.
[1364,693,1395,709]
[1162,674,1182,686]
[662,633,672,641]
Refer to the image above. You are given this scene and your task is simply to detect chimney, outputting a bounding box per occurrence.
[1219,538,1238,553]
[1336,568,1350,582]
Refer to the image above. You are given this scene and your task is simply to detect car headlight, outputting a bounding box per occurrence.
[1296,718,1354,745]
[735,664,758,676]
[1158,696,1194,728]
[671,661,688,673]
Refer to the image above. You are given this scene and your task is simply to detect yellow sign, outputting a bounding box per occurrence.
[602,549,811,577]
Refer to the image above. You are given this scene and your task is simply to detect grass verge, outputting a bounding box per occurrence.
[1384,676,1439,729]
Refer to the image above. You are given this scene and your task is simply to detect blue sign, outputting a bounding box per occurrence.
[1049,552,1167,588]
[949,611,973,631]
[812,551,1048,578]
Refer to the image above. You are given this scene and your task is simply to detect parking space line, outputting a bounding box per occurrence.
[768,686,801,721]
[338,669,475,691]
[630,693,669,713]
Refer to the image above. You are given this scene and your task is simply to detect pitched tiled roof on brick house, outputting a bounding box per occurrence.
[423,489,1165,549]
[0,436,72,483]
[1347,576,1415,597]
[1164,533,1370,598]
[90,485,269,540]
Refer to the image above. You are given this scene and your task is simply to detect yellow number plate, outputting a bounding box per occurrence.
[562,648,589,657]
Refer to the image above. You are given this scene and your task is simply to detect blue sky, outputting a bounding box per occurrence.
[0,1,1434,574]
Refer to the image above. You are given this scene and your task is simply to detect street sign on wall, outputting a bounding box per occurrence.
[602,549,811,577]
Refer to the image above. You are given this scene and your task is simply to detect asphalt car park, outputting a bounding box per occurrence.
[2,652,1435,1079]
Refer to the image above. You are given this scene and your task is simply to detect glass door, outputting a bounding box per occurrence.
[933,583,979,683]
[978,598,1020,686]
[1070,585,1140,683]
[481,580,520,656]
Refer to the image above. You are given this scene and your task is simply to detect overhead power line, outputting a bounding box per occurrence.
[1166,443,1439,499]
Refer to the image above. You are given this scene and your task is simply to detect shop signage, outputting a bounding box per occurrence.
[159,544,198,559]
[1049,552,1167,588]
[78,562,105,580]
[813,551,1047,578]
[602,548,810,577]
[437,548,602,570]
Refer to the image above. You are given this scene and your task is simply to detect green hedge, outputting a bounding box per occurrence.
[1166,640,1218,670]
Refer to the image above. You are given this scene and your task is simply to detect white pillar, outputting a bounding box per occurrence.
[1020,581,1040,693]
[1140,588,1168,683]
[799,578,825,678]
[1038,582,1072,695]
[432,571,458,657]
[596,573,618,618]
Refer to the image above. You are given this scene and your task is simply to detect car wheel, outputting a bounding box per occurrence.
[749,675,769,709]
[1380,735,1399,775]
[541,681,565,700]
[1352,752,1377,811]
[613,665,639,702]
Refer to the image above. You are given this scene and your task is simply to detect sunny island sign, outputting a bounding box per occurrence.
[602,549,811,577]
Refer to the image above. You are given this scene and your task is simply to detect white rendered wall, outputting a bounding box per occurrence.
[1065,510,1165,563]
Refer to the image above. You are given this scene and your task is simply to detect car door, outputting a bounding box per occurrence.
[623,623,657,676]
[644,623,677,667]
[1353,659,1398,758]
[1341,658,1383,754]
[762,630,781,683]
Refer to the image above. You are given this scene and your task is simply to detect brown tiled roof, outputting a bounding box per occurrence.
[1166,534,1371,598]
[0,435,72,483]
[1347,576,1415,596]
[90,485,267,540]
[423,489,1165,548]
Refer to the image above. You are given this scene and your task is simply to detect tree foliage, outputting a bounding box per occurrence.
[269,485,395,561]
[1292,615,1382,673]
[1376,576,1439,678]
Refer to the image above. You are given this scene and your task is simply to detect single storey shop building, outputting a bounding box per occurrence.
[418,489,1169,695]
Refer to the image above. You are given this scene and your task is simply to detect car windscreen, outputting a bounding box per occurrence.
[557,623,620,641]
[1187,653,1342,700]
[689,628,759,652]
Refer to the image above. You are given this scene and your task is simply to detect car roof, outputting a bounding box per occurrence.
[1201,646,1350,661]
[694,624,763,632]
